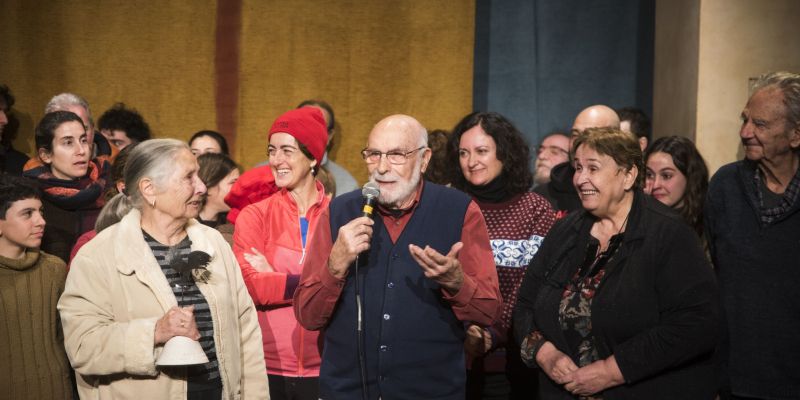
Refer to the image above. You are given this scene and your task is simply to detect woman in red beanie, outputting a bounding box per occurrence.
[232,107,331,399]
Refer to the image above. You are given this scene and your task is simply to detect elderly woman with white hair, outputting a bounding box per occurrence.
[58,139,268,399]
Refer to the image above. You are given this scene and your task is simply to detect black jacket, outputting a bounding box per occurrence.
[514,190,720,399]
[705,160,800,398]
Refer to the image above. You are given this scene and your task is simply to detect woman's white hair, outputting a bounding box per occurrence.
[123,138,191,209]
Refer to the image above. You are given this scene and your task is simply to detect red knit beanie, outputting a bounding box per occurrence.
[268,107,328,165]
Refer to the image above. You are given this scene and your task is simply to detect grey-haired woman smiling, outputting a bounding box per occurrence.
[58,139,267,399]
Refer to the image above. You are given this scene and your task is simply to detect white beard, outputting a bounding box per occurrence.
[370,164,422,209]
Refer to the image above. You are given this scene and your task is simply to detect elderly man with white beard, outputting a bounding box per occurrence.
[294,114,502,400]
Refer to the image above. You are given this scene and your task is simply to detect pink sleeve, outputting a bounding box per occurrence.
[232,203,290,306]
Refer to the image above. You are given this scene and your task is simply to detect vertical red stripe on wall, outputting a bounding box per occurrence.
[215,0,242,152]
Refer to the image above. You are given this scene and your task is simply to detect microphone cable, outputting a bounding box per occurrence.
[355,181,379,400]
[354,254,368,400]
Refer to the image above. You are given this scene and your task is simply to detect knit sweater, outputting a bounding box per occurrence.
[0,250,73,400]
[473,192,555,372]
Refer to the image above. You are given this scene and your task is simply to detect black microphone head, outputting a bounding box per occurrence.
[362,181,380,200]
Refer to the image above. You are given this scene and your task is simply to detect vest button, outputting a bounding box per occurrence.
[380,345,388,352]
[383,313,391,320]
[387,282,395,289]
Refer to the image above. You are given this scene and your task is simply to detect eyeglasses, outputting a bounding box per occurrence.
[537,145,569,157]
[361,146,426,165]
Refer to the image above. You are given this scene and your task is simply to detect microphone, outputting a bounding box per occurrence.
[361,182,380,218]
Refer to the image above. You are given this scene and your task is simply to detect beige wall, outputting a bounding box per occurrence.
[653,0,700,143]
[655,0,800,175]
[696,0,800,174]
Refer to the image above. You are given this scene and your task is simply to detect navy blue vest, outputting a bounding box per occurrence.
[320,182,471,400]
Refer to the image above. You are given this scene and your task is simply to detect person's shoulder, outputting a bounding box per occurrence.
[519,191,555,209]
[38,250,67,270]
[426,181,470,200]
[642,194,686,226]
[709,160,745,184]
[331,187,363,206]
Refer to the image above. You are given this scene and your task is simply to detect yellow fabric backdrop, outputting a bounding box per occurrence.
[1,0,475,184]
[0,0,217,157]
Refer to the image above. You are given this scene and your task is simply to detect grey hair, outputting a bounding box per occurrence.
[124,138,191,209]
[416,125,429,147]
[752,71,800,131]
[45,93,94,127]
[95,193,133,232]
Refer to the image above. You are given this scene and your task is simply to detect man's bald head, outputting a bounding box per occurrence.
[572,105,621,132]
[370,114,428,148]
[366,114,431,209]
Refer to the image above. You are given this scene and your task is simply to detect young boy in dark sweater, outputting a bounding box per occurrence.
[0,174,73,399]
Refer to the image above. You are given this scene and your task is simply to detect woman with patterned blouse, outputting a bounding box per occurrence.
[512,128,719,399]
[447,111,556,399]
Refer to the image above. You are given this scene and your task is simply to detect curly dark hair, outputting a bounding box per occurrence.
[644,136,708,236]
[97,103,151,143]
[446,112,533,195]
[423,129,450,185]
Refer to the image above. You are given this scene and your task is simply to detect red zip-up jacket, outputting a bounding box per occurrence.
[233,180,330,377]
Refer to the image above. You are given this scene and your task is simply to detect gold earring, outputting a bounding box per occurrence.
[150,198,156,208]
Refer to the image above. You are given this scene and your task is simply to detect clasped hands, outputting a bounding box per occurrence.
[536,341,624,396]
[328,216,465,294]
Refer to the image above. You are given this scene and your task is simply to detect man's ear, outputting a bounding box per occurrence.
[789,123,800,150]
[419,147,432,173]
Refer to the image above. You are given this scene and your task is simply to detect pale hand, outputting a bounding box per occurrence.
[536,341,579,385]
[328,216,374,279]
[244,247,274,272]
[154,306,200,345]
[563,356,624,396]
[409,242,465,295]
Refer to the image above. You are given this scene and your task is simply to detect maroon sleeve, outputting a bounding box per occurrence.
[442,201,502,327]
[293,207,345,331]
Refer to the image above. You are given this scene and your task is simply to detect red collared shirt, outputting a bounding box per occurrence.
[294,181,501,330]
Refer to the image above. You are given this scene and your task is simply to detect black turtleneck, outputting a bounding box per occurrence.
[465,174,510,204]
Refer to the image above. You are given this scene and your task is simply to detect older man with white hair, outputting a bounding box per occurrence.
[295,114,501,400]
[706,71,800,399]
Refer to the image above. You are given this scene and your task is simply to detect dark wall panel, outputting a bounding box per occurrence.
[474,0,654,147]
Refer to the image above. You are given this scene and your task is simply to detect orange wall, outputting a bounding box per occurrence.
[0,0,476,184]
